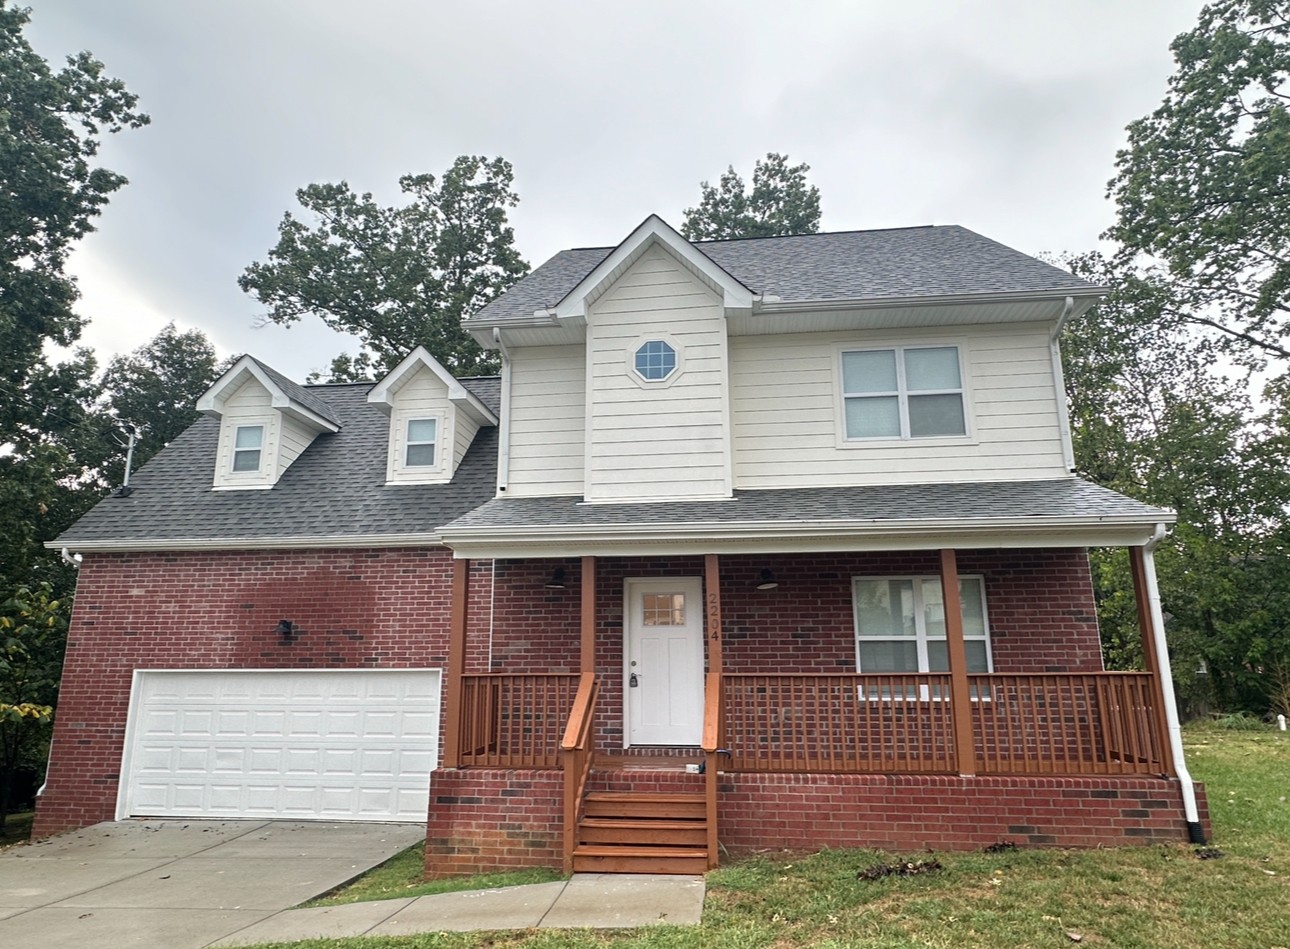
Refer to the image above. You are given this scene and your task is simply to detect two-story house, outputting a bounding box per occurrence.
[36,216,1209,876]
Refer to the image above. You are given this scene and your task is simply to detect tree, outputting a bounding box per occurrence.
[1107,1,1290,365]
[681,152,821,241]
[0,1,149,447]
[240,156,529,382]
[100,322,223,476]
[1061,252,1290,716]
[0,583,67,828]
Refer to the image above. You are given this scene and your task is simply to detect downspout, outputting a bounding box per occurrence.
[1050,296,1076,472]
[1143,522,1206,843]
[492,327,512,495]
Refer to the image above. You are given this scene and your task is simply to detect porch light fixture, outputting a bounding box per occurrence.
[755,569,779,591]
[545,568,568,590]
[276,619,299,642]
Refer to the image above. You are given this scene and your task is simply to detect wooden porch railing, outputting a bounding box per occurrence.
[560,673,599,875]
[969,673,1165,775]
[457,673,580,769]
[719,672,1167,776]
[722,673,958,773]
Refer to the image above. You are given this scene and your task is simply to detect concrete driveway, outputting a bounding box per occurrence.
[0,818,424,948]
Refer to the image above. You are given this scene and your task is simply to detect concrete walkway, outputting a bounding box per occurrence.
[0,819,705,947]
[214,873,706,945]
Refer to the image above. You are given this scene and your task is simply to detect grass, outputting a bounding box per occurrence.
[305,845,561,907]
[93,725,1290,947]
[0,811,34,851]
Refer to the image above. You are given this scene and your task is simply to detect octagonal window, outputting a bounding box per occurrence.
[634,340,677,381]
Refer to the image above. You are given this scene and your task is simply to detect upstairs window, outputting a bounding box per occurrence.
[404,418,438,467]
[841,345,966,439]
[232,425,264,472]
[634,340,677,381]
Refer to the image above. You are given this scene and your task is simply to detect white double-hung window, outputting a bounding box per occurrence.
[841,345,966,439]
[853,575,992,676]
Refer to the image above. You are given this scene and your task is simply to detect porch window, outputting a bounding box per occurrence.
[841,346,966,439]
[852,575,992,675]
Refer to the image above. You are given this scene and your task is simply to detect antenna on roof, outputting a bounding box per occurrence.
[113,426,137,498]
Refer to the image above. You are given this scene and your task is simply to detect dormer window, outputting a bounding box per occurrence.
[232,425,264,472]
[634,340,677,381]
[404,418,438,467]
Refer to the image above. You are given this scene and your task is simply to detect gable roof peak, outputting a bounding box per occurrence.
[196,354,341,431]
[367,346,499,426]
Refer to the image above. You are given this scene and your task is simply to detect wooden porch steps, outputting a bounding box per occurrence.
[573,791,709,874]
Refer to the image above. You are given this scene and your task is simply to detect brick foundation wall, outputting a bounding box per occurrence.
[34,546,467,838]
[424,769,564,877]
[717,773,1210,852]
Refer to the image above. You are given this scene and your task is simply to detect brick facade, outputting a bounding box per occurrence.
[34,546,464,837]
[41,542,1162,871]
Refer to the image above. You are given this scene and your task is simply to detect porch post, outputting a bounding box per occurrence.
[703,554,723,675]
[441,557,469,769]
[580,556,596,674]
[1129,546,1177,776]
[939,549,977,777]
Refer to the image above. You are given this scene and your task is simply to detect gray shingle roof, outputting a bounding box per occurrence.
[470,225,1098,324]
[441,479,1172,533]
[248,356,344,428]
[58,378,501,547]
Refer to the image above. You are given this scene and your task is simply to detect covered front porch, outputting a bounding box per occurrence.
[428,539,1205,876]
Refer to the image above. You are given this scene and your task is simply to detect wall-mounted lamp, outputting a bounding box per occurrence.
[276,619,299,642]
[545,567,568,590]
[755,569,779,591]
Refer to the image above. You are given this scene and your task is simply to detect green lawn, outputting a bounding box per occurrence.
[115,725,1290,947]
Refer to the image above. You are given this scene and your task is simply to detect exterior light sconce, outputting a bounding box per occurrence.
[276,619,299,642]
[545,567,568,590]
[755,569,779,591]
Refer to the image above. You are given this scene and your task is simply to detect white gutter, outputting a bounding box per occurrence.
[1051,296,1077,472]
[751,286,1109,315]
[493,328,513,495]
[1143,522,1206,842]
[46,532,446,554]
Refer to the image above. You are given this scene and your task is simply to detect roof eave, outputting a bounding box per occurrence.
[49,532,447,554]
[753,286,1108,315]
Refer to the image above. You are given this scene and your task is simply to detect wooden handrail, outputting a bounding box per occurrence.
[457,673,579,770]
[561,672,599,875]
[561,672,598,752]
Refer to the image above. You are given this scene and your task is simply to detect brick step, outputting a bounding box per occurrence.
[578,817,707,847]
[583,792,706,820]
[571,845,709,875]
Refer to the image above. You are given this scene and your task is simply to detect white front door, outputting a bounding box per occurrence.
[625,577,704,746]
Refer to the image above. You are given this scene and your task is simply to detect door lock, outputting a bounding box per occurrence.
[629,673,639,688]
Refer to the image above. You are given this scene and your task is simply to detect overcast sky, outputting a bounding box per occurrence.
[26,0,1205,381]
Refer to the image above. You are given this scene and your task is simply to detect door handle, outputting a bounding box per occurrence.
[629,673,639,688]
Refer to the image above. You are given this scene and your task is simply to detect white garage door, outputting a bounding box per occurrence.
[118,669,439,822]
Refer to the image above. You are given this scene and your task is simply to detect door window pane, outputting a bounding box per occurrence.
[642,593,685,626]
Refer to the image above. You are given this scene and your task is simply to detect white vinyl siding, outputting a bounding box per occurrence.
[505,344,586,498]
[383,366,464,484]
[585,244,731,502]
[277,413,320,478]
[213,377,279,489]
[729,324,1067,488]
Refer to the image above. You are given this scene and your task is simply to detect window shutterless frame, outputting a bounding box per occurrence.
[840,345,968,440]
[404,417,438,468]
[231,424,264,472]
[852,574,993,700]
